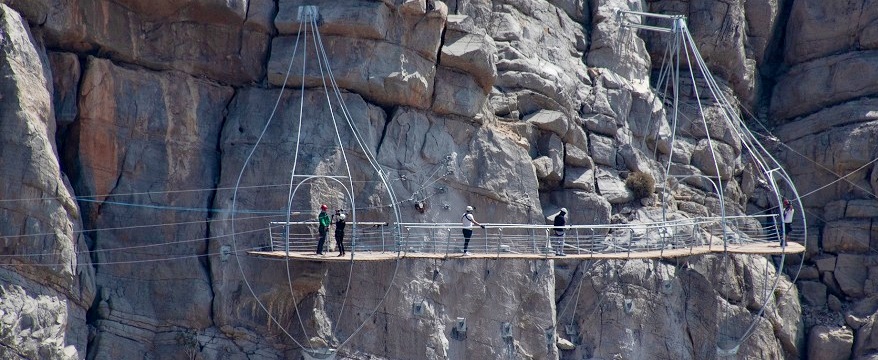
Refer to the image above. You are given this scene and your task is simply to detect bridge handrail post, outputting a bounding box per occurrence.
[576,228,580,255]
[445,228,452,258]
[381,225,386,253]
[592,228,597,253]
[697,219,707,252]
[286,224,293,255]
[484,226,489,254]
[497,228,503,259]
[544,229,550,258]
[351,227,357,257]
[401,226,410,255]
[269,225,276,252]
[627,227,633,258]
[530,227,536,253]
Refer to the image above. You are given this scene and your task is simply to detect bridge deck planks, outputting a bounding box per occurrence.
[248,242,804,262]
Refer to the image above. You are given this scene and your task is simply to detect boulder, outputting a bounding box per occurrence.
[16,0,270,84]
[441,14,498,91]
[626,89,666,140]
[431,66,486,117]
[799,281,827,306]
[376,111,541,218]
[544,190,611,227]
[778,121,878,208]
[596,168,633,204]
[488,1,591,116]
[808,325,853,360]
[649,0,755,104]
[0,279,81,360]
[534,156,560,181]
[823,200,848,222]
[548,0,589,23]
[743,0,780,66]
[797,265,820,280]
[784,0,878,65]
[690,139,736,181]
[583,113,618,136]
[814,255,837,273]
[275,0,446,61]
[589,134,616,167]
[536,132,565,181]
[775,98,878,143]
[835,254,868,298]
[675,101,742,154]
[618,143,654,174]
[824,271,844,297]
[490,11,522,42]
[564,166,595,192]
[772,51,878,121]
[846,199,878,218]
[564,122,588,146]
[268,35,436,109]
[276,0,391,40]
[525,110,569,138]
[565,143,593,168]
[586,0,650,81]
[670,138,695,165]
[823,220,872,254]
[828,294,843,312]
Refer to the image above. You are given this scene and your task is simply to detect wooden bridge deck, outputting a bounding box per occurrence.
[248,242,804,262]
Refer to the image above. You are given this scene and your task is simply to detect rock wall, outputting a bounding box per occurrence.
[1,0,875,358]
[770,0,878,357]
[0,5,93,359]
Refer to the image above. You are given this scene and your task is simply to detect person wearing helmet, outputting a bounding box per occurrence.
[781,199,793,247]
[316,204,330,255]
[334,209,347,257]
[461,205,484,255]
[553,208,568,256]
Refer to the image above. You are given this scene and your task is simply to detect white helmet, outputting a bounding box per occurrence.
[560,208,567,214]
[465,205,473,212]
[338,214,346,220]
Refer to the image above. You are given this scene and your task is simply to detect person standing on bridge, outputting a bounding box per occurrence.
[782,199,794,247]
[334,209,346,257]
[553,208,568,256]
[461,206,484,256]
[316,204,330,255]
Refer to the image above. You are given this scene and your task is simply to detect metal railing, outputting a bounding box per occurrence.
[267,214,799,257]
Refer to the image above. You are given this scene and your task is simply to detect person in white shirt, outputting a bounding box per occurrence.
[782,199,794,247]
[461,206,484,255]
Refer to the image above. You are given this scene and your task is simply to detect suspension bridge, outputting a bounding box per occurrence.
[249,215,804,261]
[242,7,806,264]
[228,6,808,359]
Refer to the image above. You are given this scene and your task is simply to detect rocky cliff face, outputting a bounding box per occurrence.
[0,0,872,359]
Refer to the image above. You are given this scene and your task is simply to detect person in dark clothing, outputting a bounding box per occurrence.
[334,210,346,257]
[553,208,567,256]
[316,204,330,255]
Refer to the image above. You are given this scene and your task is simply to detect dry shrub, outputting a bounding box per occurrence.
[626,171,655,199]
